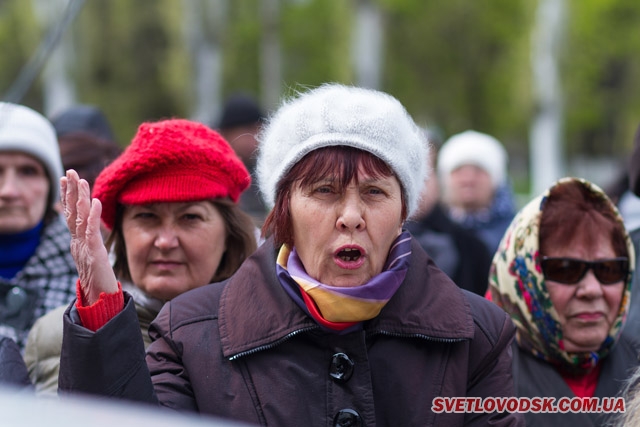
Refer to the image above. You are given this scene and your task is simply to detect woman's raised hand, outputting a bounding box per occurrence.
[61,170,118,305]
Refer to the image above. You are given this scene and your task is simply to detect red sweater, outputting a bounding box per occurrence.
[560,363,602,398]
[75,279,124,331]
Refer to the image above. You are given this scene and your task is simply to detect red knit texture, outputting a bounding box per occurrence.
[92,119,251,230]
[75,280,124,332]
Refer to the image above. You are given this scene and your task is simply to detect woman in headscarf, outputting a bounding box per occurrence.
[59,84,522,426]
[489,177,638,426]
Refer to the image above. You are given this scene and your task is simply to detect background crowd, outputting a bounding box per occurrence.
[1,83,639,426]
[2,1,640,426]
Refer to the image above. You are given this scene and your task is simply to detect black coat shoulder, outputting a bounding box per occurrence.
[0,336,32,389]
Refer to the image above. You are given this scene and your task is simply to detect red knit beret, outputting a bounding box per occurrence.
[92,119,250,230]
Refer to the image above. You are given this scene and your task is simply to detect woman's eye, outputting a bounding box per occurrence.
[182,213,202,221]
[18,165,41,176]
[314,186,333,194]
[134,212,155,220]
[366,187,384,195]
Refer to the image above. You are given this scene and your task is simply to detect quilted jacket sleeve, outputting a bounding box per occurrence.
[58,293,157,404]
[463,291,525,426]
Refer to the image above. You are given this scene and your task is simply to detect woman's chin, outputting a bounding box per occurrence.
[138,280,184,301]
[323,274,369,288]
[563,337,606,353]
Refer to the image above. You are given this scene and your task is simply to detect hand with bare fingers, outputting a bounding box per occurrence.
[60,170,118,305]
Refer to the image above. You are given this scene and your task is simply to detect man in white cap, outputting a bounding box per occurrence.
[437,130,516,254]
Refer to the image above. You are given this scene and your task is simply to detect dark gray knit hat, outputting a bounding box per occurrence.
[217,93,265,130]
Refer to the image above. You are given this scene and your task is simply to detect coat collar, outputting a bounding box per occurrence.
[219,237,475,359]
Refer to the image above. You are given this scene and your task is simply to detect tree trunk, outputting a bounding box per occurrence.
[530,0,566,195]
[183,0,227,124]
[260,0,282,110]
[31,0,77,116]
[352,0,383,90]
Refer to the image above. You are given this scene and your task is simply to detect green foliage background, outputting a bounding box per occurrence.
[2,0,640,193]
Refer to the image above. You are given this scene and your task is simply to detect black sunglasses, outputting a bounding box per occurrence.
[540,257,629,285]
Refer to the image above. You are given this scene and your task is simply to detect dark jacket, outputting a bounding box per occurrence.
[24,287,160,397]
[624,228,640,336]
[0,336,32,389]
[60,238,523,426]
[513,335,640,427]
[406,203,492,296]
[628,123,640,197]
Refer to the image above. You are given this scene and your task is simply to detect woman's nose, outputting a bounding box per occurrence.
[0,171,20,198]
[336,194,365,231]
[576,270,605,299]
[154,226,179,249]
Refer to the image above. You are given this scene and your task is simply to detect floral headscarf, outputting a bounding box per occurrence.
[489,177,634,372]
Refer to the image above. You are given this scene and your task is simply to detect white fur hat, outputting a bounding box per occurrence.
[437,130,507,187]
[0,102,63,207]
[256,83,429,217]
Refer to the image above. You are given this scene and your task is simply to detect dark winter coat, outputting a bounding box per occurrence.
[60,237,523,426]
[0,335,32,389]
[513,335,640,427]
[623,227,640,335]
[406,203,492,296]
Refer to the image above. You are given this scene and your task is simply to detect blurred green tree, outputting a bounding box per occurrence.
[2,0,640,188]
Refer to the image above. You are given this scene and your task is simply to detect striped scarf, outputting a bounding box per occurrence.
[277,231,412,331]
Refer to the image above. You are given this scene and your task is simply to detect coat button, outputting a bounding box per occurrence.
[5,286,28,316]
[329,352,354,382]
[334,409,362,427]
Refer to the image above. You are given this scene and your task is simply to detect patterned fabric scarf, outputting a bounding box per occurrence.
[489,178,634,373]
[277,231,412,330]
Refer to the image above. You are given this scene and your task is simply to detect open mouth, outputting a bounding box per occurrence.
[337,248,361,262]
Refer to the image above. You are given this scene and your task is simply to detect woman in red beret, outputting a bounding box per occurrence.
[25,118,257,395]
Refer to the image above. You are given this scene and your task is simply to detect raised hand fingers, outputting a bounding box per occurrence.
[87,197,103,245]
[63,170,95,243]
[63,170,81,237]
[60,176,67,211]
[75,178,92,240]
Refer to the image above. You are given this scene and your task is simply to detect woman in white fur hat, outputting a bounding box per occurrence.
[0,102,77,354]
[59,84,522,426]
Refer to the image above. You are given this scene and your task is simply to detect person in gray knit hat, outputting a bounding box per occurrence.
[0,102,77,353]
[57,84,521,426]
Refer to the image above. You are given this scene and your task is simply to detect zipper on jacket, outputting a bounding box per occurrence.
[229,327,468,361]
[369,329,469,343]
[228,325,320,360]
